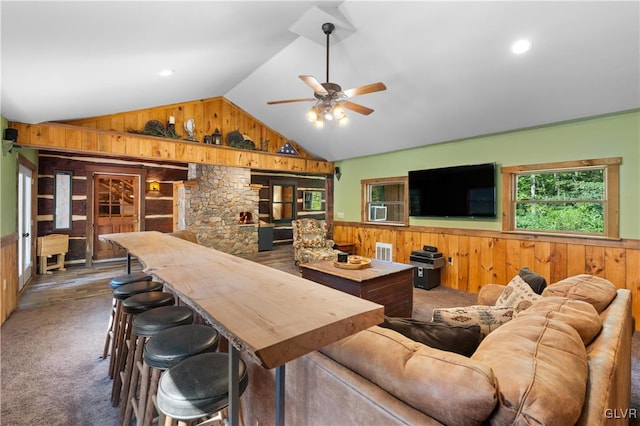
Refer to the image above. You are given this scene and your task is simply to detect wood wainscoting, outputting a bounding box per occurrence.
[333,221,640,329]
[1,233,19,324]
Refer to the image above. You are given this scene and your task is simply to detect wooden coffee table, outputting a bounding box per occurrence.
[300,259,415,317]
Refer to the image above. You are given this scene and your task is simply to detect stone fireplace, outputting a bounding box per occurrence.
[175,164,259,255]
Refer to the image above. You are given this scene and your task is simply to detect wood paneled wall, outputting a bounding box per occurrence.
[64,96,316,158]
[251,172,329,244]
[334,221,640,328]
[0,233,19,324]
[38,151,188,264]
[9,121,334,174]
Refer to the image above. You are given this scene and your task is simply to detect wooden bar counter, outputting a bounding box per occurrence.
[99,231,384,369]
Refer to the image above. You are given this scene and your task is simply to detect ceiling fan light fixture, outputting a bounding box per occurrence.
[332,104,346,120]
[306,106,319,122]
[268,22,386,126]
[338,116,349,127]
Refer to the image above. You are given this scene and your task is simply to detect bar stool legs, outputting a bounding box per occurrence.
[109,281,163,379]
[103,272,153,359]
[117,306,194,426]
[111,291,175,407]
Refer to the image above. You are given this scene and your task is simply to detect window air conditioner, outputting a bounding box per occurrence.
[369,205,387,221]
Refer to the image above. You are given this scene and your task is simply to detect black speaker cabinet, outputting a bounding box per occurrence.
[4,128,18,142]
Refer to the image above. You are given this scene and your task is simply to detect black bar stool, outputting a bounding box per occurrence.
[156,352,248,426]
[103,272,153,359]
[109,280,163,379]
[133,324,221,426]
[111,291,176,407]
[117,305,194,425]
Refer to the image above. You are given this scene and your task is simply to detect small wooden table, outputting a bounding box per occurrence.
[300,259,415,317]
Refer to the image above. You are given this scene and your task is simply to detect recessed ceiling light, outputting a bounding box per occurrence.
[511,39,532,55]
[158,69,175,77]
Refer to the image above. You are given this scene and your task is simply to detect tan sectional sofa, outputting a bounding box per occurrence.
[240,275,633,425]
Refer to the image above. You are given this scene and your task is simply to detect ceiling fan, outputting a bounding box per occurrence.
[267,22,387,127]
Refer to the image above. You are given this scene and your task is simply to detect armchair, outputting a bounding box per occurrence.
[292,218,339,265]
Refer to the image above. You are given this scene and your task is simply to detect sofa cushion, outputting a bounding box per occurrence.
[380,316,481,357]
[495,274,542,313]
[516,296,603,345]
[320,326,498,426]
[542,274,617,313]
[518,266,547,294]
[472,314,588,425]
[432,305,513,339]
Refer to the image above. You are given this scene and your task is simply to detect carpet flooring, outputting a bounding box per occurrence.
[1,260,638,425]
[1,294,117,425]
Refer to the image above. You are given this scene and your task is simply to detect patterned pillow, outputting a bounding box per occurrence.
[301,232,325,247]
[496,275,542,313]
[432,305,514,339]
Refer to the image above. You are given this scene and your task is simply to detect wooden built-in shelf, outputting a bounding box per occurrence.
[8,121,335,174]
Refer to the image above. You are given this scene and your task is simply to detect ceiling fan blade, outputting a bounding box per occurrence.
[343,82,387,98]
[267,98,316,105]
[299,75,328,95]
[342,100,374,115]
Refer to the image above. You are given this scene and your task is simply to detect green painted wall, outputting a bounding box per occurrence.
[334,110,640,239]
[0,116,38,237]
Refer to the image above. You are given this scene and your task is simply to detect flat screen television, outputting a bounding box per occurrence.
[408,162,496,218]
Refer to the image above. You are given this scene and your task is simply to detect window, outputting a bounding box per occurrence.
[502,158,620,238]
[303,191,323,211]
[361,177,408,226]
[271,183,295,222]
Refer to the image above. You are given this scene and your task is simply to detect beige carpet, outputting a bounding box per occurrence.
[1,293,117,425]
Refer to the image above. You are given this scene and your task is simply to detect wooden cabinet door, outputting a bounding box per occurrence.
[93,174,140,260]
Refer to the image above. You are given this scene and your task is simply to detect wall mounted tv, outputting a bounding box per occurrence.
[408,162,497,218]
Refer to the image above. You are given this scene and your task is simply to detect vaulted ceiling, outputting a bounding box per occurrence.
[2,1,638,161]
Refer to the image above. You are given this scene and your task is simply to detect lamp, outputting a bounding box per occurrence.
[149,181,160,192]
[306,100,348,128]
[212,128,222,145]
[335,167,342,181]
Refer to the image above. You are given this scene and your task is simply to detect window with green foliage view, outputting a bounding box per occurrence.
[515,169,605,233]
[502,158,620,238]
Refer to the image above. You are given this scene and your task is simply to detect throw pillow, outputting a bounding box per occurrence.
[432,305,514,339]
[495,275,542,313]
[518,266,547,294]
[380,316,482,357]
[542,274,617,313]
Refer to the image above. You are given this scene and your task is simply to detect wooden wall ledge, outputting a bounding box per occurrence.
[8,121,335,174]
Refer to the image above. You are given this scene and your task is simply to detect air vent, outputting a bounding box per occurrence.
[375,242,393,262]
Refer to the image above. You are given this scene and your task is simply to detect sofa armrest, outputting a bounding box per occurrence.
[477,284,506,305]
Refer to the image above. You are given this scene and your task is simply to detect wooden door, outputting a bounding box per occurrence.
[93,174,140,260]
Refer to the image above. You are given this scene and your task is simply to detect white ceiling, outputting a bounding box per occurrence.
[2,1,638,162]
